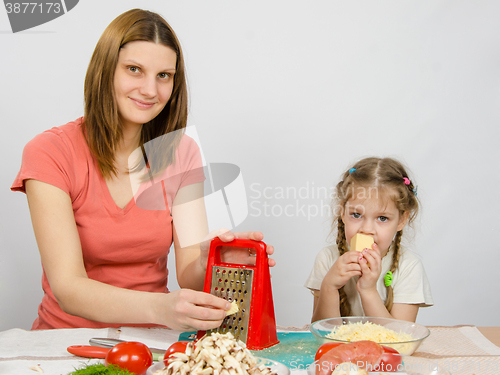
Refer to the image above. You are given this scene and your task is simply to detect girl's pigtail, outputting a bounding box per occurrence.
[385,229,403,312]
[336,219,351,316]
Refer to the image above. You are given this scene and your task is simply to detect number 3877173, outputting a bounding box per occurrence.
[5,2,62,14]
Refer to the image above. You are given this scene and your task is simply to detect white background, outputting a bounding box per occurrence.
[1,1,499,332]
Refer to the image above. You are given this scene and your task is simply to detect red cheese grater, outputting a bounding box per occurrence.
[197,238,279,350]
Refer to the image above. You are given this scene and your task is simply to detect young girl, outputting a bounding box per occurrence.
[305,157,433,322]
[11,9,274,331]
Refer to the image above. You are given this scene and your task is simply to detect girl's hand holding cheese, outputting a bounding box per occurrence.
[306,157,434,323]
[356,243,383,293]
[322,251,362,291]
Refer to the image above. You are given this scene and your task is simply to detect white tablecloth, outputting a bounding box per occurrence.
[0,326,182,375]
[1,325,499,375]
[0,326,310,375]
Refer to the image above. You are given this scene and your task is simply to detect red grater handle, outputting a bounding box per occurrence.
[210,238,267,265]
[202,238,267,293]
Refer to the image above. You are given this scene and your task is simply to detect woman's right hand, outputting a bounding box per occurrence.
[157,289,231,331]
[323,251,362,290]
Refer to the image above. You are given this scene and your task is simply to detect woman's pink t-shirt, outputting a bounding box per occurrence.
[11,118,205,329]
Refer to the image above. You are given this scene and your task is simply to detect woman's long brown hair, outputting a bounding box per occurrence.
[83,9,188,178]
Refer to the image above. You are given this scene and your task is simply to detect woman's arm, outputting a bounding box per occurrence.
[26,179,161,324]
[25,179,229,330]
[171,182,209,290]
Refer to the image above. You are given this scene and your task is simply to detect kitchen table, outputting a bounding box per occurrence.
[1,325,499,375]
[478,327,500,347]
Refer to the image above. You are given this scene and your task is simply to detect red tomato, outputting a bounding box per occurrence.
[315,342,343,362]
[374,345,402,372]
[163,341,190,365]
[105,341,153,375]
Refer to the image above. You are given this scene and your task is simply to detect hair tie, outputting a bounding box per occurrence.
[413,186,418,196]
[403,177,411,185]
[384,271,393,287]
[349,168,356,174]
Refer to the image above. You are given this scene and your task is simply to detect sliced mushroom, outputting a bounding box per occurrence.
[152,332,278,375]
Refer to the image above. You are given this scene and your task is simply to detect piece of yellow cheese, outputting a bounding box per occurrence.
[350,233,374,252]
[226,300,239,316]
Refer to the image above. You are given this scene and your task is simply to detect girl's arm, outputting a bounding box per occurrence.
[311,251,361,322]
[311,285,340,322]
[25,179,229,330]
[357,248,419,322]
[358,289,419,322]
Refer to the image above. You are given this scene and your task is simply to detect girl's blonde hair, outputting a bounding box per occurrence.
[333,157,419,316]
[83,9,188,178]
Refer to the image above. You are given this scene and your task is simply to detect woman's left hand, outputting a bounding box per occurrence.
[356,243,382,293]
[200,229,275,270]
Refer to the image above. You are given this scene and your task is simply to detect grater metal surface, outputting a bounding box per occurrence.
[206,266,254,342]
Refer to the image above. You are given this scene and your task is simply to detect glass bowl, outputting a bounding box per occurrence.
[147,356,290,375]
[310,317,430,356]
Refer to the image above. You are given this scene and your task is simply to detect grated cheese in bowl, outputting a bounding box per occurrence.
[326,321,413,343]
[310,317,430,356]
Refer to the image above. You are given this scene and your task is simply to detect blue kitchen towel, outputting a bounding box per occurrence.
[178,331,318,369]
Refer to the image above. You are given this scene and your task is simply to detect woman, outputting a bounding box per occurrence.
[11,9,274,331]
